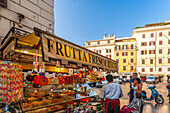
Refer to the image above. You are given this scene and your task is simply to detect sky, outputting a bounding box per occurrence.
[54,0,170,46]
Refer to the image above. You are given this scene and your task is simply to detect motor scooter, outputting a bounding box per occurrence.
[142,85,164,104]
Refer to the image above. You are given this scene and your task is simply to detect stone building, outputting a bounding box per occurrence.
[0,0,54,43]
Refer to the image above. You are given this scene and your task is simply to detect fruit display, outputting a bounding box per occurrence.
[0,61,23,104]
[88,70,99,82]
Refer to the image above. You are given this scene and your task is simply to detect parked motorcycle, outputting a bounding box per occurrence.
[142,85,164,104]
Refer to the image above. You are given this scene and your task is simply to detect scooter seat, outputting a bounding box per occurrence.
[142,90,146,94]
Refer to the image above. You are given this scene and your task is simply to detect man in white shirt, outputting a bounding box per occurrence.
[100,74,123,113]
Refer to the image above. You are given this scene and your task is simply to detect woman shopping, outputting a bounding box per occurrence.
[131,78,142,100]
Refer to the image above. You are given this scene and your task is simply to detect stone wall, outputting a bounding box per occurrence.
[0,0,54,43]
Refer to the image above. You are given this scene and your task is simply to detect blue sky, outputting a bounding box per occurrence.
[54,0,170,46]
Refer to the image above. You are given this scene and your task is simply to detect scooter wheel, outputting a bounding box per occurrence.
[155,95,164,104]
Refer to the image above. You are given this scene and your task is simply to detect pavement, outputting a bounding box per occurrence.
[94,82,170,113]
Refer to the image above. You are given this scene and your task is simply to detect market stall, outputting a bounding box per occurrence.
[0,27,118,112]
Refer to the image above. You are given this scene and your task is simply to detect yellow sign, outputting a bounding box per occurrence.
[41,34,117,70]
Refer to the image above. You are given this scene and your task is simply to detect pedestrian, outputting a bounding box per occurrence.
[120,92,144,113]
[129,73,137,103]
[100,74,123,113]
[131,78,142,100]
[166,79,170,103]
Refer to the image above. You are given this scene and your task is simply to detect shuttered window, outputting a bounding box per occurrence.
[142,68,145,72]
[150,68,153,72]
[159,41,163,45]
[159,59,162,64]
[159,49,162,54]
[150,59,154,64]
[142,34,145,38]
[151,33,154,37]
[123,66,126,71]
[159,32,163,37]
[168,68,170,71]
[116,53,119,56]
[123,59,126,63]
[142,59,145,64]
[116,59,119,63]
[168,58,170,63]
[158,68,162,72]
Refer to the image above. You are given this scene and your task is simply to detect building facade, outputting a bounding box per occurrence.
[84,34,116,60]
[0,0,54,43]
[133,20,170,80]
[114,37,137,78]
[84,34,137,78]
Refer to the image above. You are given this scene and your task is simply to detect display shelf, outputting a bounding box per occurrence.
[22,95,96,113]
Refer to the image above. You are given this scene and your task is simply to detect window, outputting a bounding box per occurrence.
[123,66,126,71]
[142,68,145,72]
[107,40,110,43]
[150,33,154,37]
[168,67,170,71]
[141,51,144,55]
[149,41,155,46]
[141,50,147,55]
[96,50,101,54]
[159,40,162,45]
[122,52,127,56]
[169,40,170,44]
[97,41,100,44]
[169,31,170,36]
[106,49,111,53]
[106,55,111,59]
[115,45,120,50]
[158,68,162,72]
[131,52,134,56]
[88,42,90,45]
[131,58,134,63]
[116,59,119,63]
[149,50,155,54]
[141,42,147,46]
[123,45,127,50]
[142,59,145,64]
[168,58,170,63]
[159,49,162,54]
[159,58,162,64]
[150,68,153,72]
[168,49,170,54]
[142,34,145,38]
[130,66,134,71]
[0,0,7,8]
[131,44,134,49]
[123,59,126,63]
[150,59,154,64]
[159,32,163,37]
[116,53,119,56]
